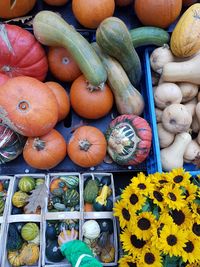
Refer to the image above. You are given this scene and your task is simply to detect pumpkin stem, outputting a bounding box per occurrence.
[79,139,91,151]
[87,81,105,92]
[33,138,46,151]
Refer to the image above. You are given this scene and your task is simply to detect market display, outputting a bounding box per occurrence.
[0,1,200,267]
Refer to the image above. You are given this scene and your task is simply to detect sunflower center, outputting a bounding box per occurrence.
[167,235,177,246]
[131,235,146,248]
[192,223,200,236]
[170,209,185,225]
[130,194,139,205]
[168,192,177,201]
[153,191,163,202]
[122,208,130,221]
[138,218,151,230]
[128,263,137,267]
[144,252,155,264]
[183,241,194,253]
[173,175,183,183]
[159,179,168,184]
[138,183,146,190]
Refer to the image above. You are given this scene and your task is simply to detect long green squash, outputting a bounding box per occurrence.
[92,43,144,116]
[33,11,107,88]
[96,17,142,87]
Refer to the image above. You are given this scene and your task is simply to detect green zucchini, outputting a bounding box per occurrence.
[96,17,142,87]
[130,26,170,48]
[33,11,107,88]
[92,43,144,116]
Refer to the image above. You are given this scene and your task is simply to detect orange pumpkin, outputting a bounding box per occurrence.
[48,47,81,82]
[43,0,69,5]
[0,181,3,192]
[50,178,67,192]
[72,0,115,29]
[45,81,70,122]
[0,74,9,86]
[0,76,58,137]
[68,126,107,168]
[183,0,197,6]
[0,0,37,19]
[23,129,67,170]
[115,0,133,6]
[70,75,113,119]
[134,0,182,28]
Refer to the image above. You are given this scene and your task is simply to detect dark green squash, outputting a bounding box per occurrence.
[98,219,113,234]
[12,206,23,215]
[101,176,111,186]
[7,224,23,252]
[46,224,57,241]
[46,240,64,262]
[63,189,79,207]
[104,199,113,211]
[84,179,99,204]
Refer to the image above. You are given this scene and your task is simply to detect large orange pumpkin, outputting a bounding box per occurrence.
[45,81,70,122]
[70,75,113,119]
[48,47,81,82]
[134,0,182,28]
[72,0,115,29]
[68,126,107,168]
[0,74,9,86]
[43,0,69,6]
[0,0,37,19]
[23,129,67,170]
[0,76,58,137]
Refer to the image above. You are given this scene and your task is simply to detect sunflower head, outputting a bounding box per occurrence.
[168,206,192,229]
[191,202,200,223]
[148,172,169,187]
[113,199,132,229]
[139,247,162,267]
[131,172,154,196]
[191,219,200,239]
[118,255,139,267]
[165,168,191,187]
[181,236,200,264]
[183,182,198,203]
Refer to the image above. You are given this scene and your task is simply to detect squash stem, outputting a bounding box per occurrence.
[33,138,45,151]
[79,139,91,151]
[87,81,105,92]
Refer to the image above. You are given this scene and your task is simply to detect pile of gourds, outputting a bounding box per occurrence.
[0,179,9,216]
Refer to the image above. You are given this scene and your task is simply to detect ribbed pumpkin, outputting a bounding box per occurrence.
[21,223,39,241]
[0,0,36,19]
[8,250,24,267]
[18,176,36,193]
[0,76,58,137]
[19,243,40,265]
[12,191,29,208]
[170,3,200,57]
[134,0,182,29]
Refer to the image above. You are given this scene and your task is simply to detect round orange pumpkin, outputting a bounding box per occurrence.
[0,0,37,19]
[48,47,81,82]
[70,75,113,119]
[43,0,69,5]
[68,126,107,168]
[72,0,115,29]
[134,0,182,29]
[0,76,58,137]
[115,0,133,6]
[45,81,70,122]
[0,74,9,86]
[23,129,67,170]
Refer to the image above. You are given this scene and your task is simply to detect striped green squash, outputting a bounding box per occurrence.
[21,223,39,241]
[60,176,79,189]
[63,189,79,207]
[18,176,36,193]
[0,198,5,215]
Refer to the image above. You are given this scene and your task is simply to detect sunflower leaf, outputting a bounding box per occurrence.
[141,201,151,212]
[163,255,179,267]
[152,205,160,219]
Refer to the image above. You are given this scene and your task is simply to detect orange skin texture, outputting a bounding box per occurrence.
[70,75,114,119]
[72,0,115,29]
[48,47,81,82]
[0,74,9,86]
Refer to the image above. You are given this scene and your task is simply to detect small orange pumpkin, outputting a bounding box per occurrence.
[70,75,113,119]
[0,0,37,19]
[45,81,70,122]
[72,0,115,29]
[23,129,67,170]
[0,76,58,137]
[48,47,81,82]
[68,126,107,168]
[43,0,69,6]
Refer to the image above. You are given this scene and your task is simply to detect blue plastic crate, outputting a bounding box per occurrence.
[144,47,200,176]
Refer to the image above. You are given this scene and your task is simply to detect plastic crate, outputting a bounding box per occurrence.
[144,47,200,176]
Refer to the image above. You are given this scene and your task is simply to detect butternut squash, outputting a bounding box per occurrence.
[157,123,175,148]
[183,139,200,162]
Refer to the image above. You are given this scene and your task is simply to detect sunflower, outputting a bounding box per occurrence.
[139,247,162,267]
[181,236,200,264]
[131,172,154,196]
[186,263,200,267]
[149,186,165,211]
[161,183,186,210]
[165,168,191,187]
[118,255,139,267]
[113,199,133,229]
[151,212,174,246]
[190,218,200,240]
[120,227,147,256]
[183,182,198,203]
[159,224,187,257]
[121,184,146,212]
[168,206,193,230]
[191,202,200,223]
[148,172,169,187]
[132,212,156,241]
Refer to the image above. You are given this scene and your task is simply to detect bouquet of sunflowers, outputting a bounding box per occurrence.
[114,168,200,267]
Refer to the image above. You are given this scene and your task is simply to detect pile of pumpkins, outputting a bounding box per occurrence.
[150,3,200,171]
[11,176,44,215]
[7,222,40,266]
[48,175,80,212]
[0,179,9,216]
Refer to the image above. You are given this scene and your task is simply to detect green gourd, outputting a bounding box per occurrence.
[33,11,107,88]
[0,198,5,215]
[96,17,142,87]
[7,224,23,252]
[63,189,79,207]
[12,191,29,208]
[21,223,39,241]
[60,175,79,189]
[18,176,35,193]
[84,179,99,204]
[46,240,65,262]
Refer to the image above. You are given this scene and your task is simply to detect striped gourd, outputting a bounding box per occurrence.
[18,176,36,193]
[60,176,79,189]
[12,191,29,208]
[21,223,39,241]
[63,189,79,207]
[0,198,5,214]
